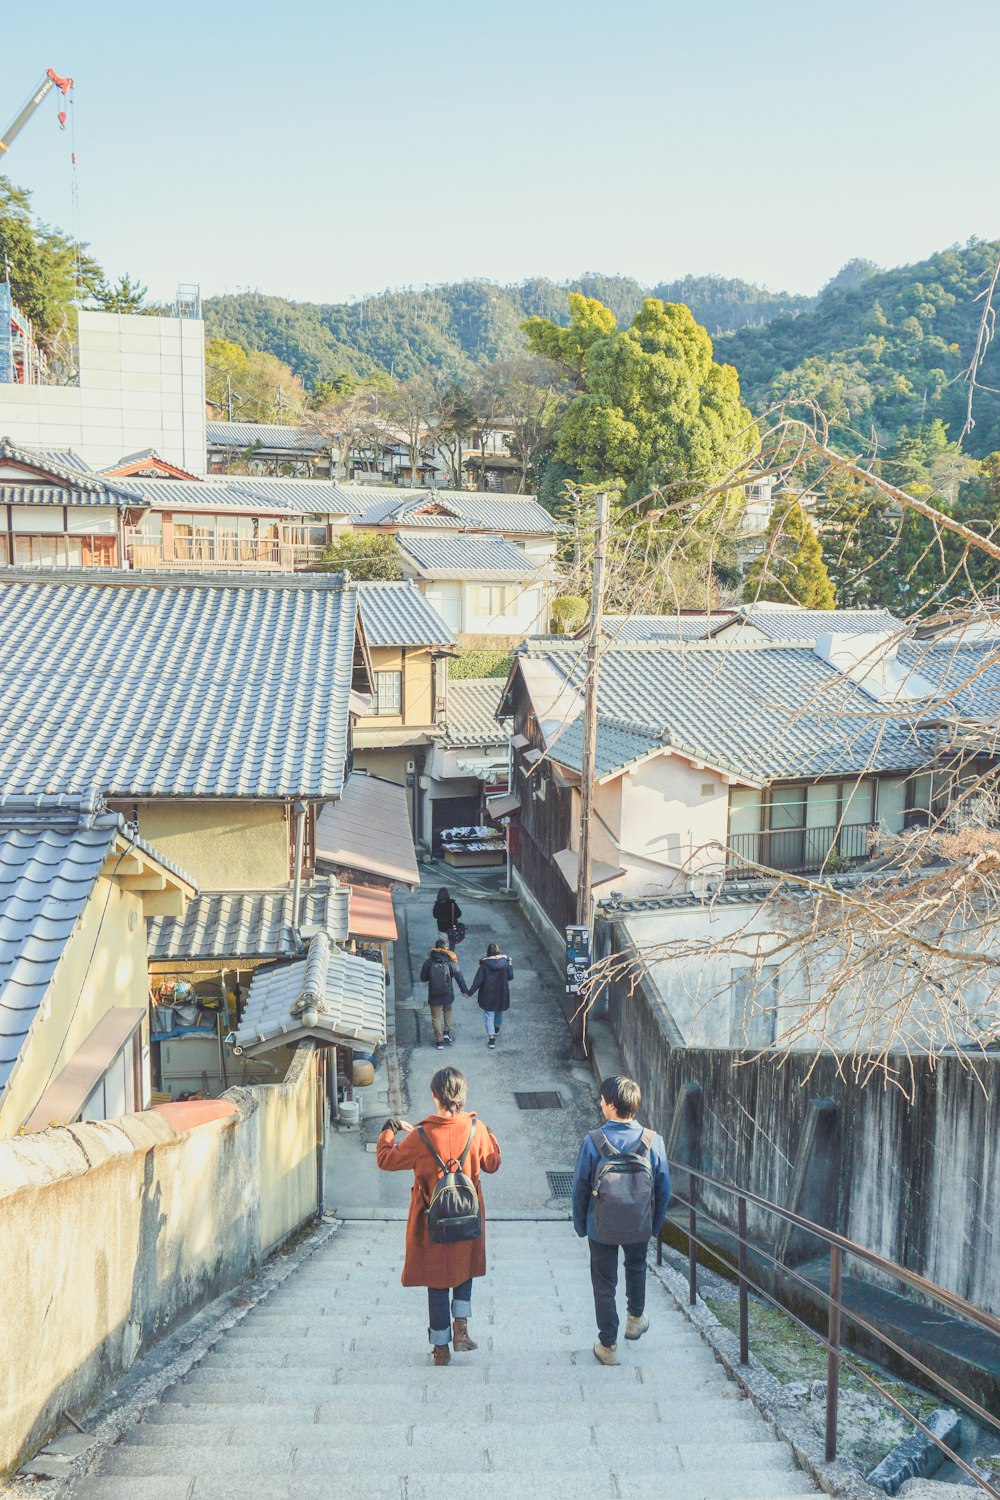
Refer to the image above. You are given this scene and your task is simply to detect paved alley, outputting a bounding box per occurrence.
[65,871,816,1500]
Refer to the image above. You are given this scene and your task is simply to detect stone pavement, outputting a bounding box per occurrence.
[64,873,817,1500]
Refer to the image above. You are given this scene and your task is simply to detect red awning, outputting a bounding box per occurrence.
[347,882,398,942]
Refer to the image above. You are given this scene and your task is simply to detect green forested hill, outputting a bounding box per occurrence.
[202,274,811,388]
[717,240,1000,455]
[203,241,1000,455]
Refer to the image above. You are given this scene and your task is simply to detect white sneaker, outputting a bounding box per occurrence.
[593,1340,620,1366]
[624,1313,649,1340]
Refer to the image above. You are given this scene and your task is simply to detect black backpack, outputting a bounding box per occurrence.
[417,1118,482,1244]
[590,1127,656,1245]
[427,954,451,1001]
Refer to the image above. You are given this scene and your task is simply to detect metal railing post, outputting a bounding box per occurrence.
[738,1195,749,1365]
[825,1244,843,1463]
[688,1170,698,1305]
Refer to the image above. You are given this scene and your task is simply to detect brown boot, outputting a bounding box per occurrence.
[452,1317,477,1351]
[432,1343,451,1366]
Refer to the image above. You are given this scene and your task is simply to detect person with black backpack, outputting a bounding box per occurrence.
[376,1067,501,1366]
[571,1075,670,1366]
[432,886,464,946]
[419,937,469,1049]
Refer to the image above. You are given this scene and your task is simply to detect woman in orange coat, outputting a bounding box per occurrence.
[376,1066,501,1365]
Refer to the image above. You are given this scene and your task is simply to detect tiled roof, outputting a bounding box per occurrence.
[206,422,330,452]
[0,570,360,799]
[120,477,346,515]
[603,614,733,643]
[0,436,145,506]
[146,880,350,962]
[517,639,932,785]
[0,792,193,1090]
[232,931,386,1057]
[399,535,537,580]
[356,581,456,647]
[712,606,904,641]
[346,484,558,535]
[316,772,419,885]
[439,678,510,746]
[899,641,1000,722]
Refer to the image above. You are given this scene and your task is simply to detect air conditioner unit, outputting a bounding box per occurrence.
[418,774,430,790]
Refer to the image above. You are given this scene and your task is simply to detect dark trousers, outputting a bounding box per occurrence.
[589,1237,649,1348]
[427,1277,473,1345]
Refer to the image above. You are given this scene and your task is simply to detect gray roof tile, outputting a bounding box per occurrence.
[232,932,386,1056]
[0,437,145,506]
[0,792,192,1087]
[356,581,456,647]
[0,571,359,799]
[146,880,349,962]
[206,422,330,452]
[346,485,558,535]
[399,535,536,580]
[716,606,904,641]
[603,614,733,643]
[439,678,510,746]
[519,639,936,784]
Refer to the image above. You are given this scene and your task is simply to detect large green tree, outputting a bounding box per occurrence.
[746,500,835,608]
[0,176,102,338]
[525,294,758,507]
[319,531,403,582]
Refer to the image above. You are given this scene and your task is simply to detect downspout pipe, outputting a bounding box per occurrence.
[291,800,308,933]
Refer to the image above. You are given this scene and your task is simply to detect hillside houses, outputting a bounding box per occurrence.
[0,568,401,1106]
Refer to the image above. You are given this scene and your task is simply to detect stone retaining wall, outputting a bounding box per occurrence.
[0,1045,320,1475]
[605,925,1000,1315]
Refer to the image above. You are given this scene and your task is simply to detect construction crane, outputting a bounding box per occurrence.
[0,68,73,162]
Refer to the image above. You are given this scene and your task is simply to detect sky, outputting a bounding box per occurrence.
[7,0,1000,308]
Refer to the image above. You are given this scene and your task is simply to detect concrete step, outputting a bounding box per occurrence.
[93,1439,806,1480]
[134,1409,763,1443]
[145,1394,688,1425]
[69,1479,814,1500]
[191,1345,720,1373]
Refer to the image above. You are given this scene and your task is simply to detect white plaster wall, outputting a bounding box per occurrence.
[620,901,999,1053]
[0,311,207,473]
[614,755,730,891]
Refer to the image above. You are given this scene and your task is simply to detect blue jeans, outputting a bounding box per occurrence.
[427,1278,473,1345]
[589,1238,648,1348]
[484,1010,503,1037]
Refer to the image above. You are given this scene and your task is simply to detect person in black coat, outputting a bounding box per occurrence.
[419,937,468,1049]
[468,942,514,1049]
[432,887,462,941]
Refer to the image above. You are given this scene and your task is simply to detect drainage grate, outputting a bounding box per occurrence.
[546,1171,574,1198]
[514,1091,563,1110]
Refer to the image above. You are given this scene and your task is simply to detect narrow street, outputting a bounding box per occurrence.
[65,873,816,1500]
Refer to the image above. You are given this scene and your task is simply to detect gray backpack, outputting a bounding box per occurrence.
[590,1127,656,1244]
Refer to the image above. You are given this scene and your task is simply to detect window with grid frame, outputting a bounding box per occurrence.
[376,670,403,716]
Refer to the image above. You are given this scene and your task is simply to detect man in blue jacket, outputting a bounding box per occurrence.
[572,1075,670,1366]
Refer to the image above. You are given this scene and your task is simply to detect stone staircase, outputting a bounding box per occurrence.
[69,1221,817,1500]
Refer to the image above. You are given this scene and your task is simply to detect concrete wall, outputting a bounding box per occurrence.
[0,877,150,1137]
[0,1046,320,1475]
[0,310,207,473]
[130,801,289,890]
[602,936,1000,1314]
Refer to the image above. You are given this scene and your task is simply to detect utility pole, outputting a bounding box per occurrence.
[576,490,609,927]
[226,374,233,422]
[570,490,609,1059]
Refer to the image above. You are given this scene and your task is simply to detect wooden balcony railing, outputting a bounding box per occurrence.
[125,534,325,571]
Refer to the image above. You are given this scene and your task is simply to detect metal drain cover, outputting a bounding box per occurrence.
[515,1091,563,1109]
[546,1171,574,1198]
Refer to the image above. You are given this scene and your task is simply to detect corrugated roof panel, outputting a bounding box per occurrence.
[207,422,328,452]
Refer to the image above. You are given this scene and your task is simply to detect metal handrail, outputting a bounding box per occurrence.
[661,1156,1000,1494]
